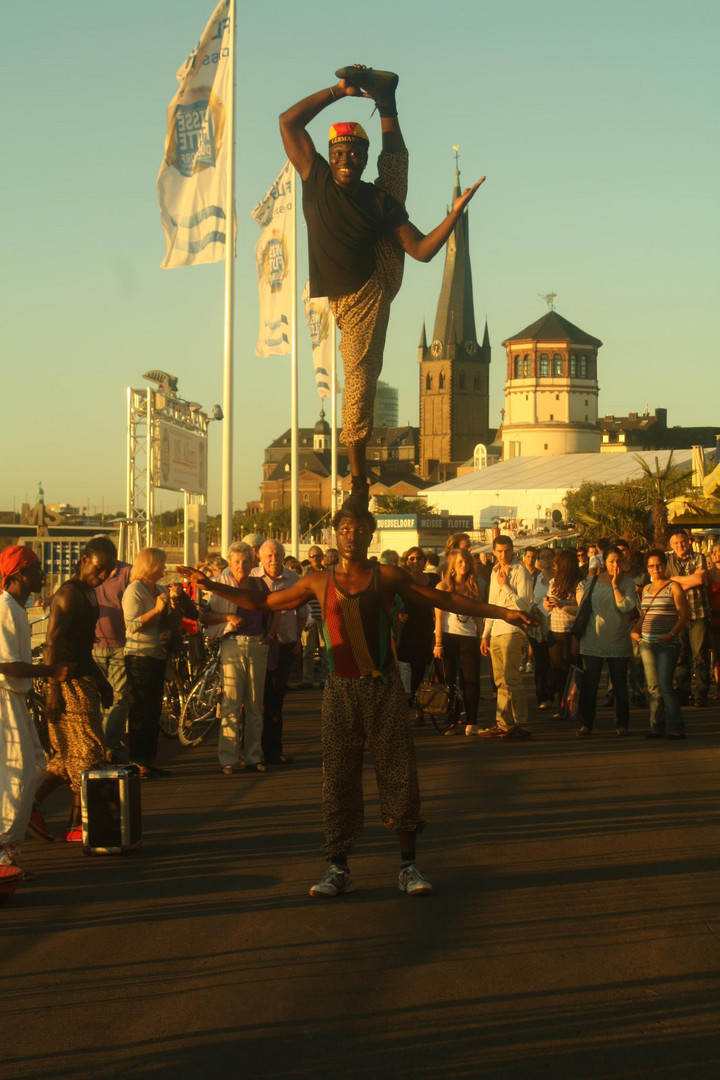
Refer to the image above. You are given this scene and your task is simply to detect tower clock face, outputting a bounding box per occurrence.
[431,340,443,357]
[464,340,477,354]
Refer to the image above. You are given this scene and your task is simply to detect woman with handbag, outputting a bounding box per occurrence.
[631,549,690,739]
[544,549,585,717]
[574,546,638,736]
[433,549,486,736]
[122,547,182,777]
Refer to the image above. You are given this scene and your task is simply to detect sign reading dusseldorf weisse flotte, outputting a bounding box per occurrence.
[154,419,207,495]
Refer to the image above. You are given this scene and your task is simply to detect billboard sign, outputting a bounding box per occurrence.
[154,419,207,495]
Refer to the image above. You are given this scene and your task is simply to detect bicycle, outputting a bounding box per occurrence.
[177,639,223,747]
[159,622,209,739]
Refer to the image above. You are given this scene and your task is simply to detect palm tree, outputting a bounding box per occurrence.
[635,452,692,548]
[373,495,435,515]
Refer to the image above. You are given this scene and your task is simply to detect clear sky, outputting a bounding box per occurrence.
[1,0,718,517]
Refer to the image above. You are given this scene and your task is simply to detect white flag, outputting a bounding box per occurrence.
[157,1,231,269]
[252,162,294,357]
[302,283,339,399]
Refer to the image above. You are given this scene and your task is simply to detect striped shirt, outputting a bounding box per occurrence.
[640,582,678,643]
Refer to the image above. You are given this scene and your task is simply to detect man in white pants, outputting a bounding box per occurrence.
[480,535,534,738]
[201,543,270,774]
[0,547,69,885]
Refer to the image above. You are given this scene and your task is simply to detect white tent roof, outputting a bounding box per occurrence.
[428,448,701,495]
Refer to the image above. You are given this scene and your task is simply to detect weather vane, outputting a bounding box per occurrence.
[452,144,460,171]
[539,292,557,311]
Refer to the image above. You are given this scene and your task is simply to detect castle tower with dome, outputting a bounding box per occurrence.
[500,310,602,458]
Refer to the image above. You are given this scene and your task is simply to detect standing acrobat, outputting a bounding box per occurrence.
[280,65,484,510]
[177,508,529,899]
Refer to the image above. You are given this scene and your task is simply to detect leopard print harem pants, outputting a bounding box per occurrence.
[45,677,106,794]
[320,668,425,859]
[329,149,408,447]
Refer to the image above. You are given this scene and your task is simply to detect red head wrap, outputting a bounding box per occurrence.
[0,545,39,587]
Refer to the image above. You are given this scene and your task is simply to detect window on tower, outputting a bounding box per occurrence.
[552,354,563,376]
[570,354,577,376]
[514,355,522,378]
[439,372,445,389]
[579,357,588,377]
[523,354,532,377]
[426,373,433,390]
[539,355,550,377]
[459,371,466,389]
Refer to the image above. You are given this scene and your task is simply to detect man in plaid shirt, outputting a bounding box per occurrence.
[666,529,710,707]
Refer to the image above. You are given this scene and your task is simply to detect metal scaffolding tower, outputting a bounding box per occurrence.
[124,387,154,564]
[124,374,215,565]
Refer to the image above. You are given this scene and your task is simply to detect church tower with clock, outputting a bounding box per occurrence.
[418,161,491,480]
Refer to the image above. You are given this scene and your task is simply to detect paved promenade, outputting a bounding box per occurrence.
[3,687,720,1080]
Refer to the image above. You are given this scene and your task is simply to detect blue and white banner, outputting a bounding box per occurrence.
[157,1,231,269]
[302,283,338,399]
[252,161,294,357]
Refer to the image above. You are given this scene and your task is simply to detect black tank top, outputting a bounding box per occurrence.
[64,578,99,675]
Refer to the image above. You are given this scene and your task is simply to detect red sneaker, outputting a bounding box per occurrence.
[27,804,55,842]
[63,825,83,843]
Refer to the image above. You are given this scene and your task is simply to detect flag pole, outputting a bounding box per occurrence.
[220,0,236,556]
[330,316,338,515]
[290,166,299,556]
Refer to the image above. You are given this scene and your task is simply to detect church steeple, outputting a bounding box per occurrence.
[418,151,491,481]
[430,159,478,359]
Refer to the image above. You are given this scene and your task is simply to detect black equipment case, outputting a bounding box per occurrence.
[80,764,142,855]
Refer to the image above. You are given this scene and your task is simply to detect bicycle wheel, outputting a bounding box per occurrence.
[159,679,183,738]
[177,660,223,747]
[28,680,52,755]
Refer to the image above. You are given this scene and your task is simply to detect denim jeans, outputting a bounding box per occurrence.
[93,646,128,749]
[674,618,711,704]
[639,640,684,734]
[579,655,629,730]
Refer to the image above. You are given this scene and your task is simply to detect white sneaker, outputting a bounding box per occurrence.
[465,724,481,736]
[309,864,356,898]
[398,863,433,896]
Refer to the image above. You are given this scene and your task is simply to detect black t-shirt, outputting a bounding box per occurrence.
[302,154,408,299]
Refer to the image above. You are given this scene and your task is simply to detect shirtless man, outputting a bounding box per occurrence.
[34,536,116,841]
[178,509,529,899]
[280,65,484,510]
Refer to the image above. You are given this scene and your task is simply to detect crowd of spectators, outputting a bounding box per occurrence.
[1,524,719,889]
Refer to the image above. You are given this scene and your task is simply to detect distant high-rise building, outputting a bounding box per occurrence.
[373,381,399,428]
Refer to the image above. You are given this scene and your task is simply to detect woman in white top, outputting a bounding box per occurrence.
[575,546,638,736]
[433,549,486,736]
[543,548,585,715]
[122,547,182,776]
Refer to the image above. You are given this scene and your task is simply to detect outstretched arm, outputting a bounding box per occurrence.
[394,179,485,263]
[385,566,531,627]
[175,566,318,612]
[279,79,367,181]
